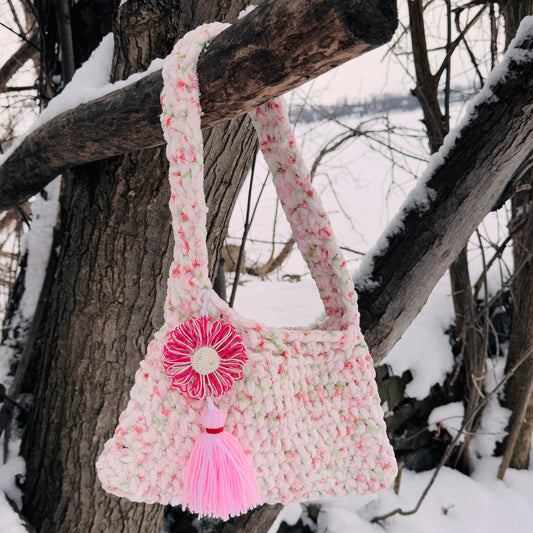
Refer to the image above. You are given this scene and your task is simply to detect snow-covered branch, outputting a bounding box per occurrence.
[357,17,533,362]
[0,0,398,212]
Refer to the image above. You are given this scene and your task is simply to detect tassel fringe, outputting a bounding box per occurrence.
[183,401,261,519]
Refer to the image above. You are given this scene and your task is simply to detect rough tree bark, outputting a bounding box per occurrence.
[500,0,533,471]
[20,1,260,531]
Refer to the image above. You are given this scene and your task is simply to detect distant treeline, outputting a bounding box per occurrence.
[290,90,470,123]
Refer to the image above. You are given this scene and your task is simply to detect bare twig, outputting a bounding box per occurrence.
[0,34,40,93]
[7,0,25,36]
[490,3,498,70]
[229,237,363,257]
[474,252,533,324]
[498,364,533,479]
[246,238,296,279]
[444,0,452,129]
[393,461,404,495]
[229,149,258,307]
[455,12,485,87]
[472,231,517,300]
[0,20,40,51]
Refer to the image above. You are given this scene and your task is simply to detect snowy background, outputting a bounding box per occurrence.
[1,3,533,532]
[228,105,533,533]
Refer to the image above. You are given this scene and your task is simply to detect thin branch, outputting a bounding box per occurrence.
[490,2,498,70]
[228,237,364,256]
[2,85,37,92]
[246,238,296,279]
[444,0,452,130]
[229,149,258,307]
[472,230,517,300]
[7,0,25,36]
[473,251,533,325]
[455,11,485,87]
[310,129,361,179]
[0,35,40,93]
[0,20,40,51]
[434,5,488,82]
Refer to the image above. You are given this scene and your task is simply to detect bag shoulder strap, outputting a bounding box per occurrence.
[161,23,359,330]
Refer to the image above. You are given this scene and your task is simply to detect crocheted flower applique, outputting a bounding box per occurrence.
[163,316,247,399]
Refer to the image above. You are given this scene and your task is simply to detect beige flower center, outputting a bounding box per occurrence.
[190,346,220,375]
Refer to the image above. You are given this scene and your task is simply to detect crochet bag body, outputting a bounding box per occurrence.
[96,23,397,517]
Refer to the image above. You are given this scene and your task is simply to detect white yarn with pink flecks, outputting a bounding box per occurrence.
[96,22,397,509]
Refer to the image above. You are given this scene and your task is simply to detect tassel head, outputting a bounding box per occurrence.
[202,404,225,429]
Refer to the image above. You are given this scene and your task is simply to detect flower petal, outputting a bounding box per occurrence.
[163,317,247,399]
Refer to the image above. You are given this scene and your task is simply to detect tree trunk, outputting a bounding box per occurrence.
[500,0,533,471]
[20,1,259,531]
[504,193,533,469]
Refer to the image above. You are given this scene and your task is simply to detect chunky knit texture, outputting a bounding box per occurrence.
[96,22,397,508]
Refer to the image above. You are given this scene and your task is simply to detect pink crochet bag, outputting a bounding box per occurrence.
[96,23,397,519]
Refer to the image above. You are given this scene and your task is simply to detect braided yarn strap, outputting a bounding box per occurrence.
[161,23,261,519]
[161,27,359,331]
[249,99,359,329]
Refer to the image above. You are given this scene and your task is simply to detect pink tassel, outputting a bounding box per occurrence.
[184,400,261,519]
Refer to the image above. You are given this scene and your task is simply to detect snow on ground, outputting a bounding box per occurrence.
[310,459,533,533]
[471,355,512,459]
[0,177,60,392]
[246,274,532,533]
[1,16,533,533]
[386,277,455,399]
[0,436,25,532]
[428,402,465,441]
[231,276,324,328]
[0,178,58,531]
[0,494,25,533]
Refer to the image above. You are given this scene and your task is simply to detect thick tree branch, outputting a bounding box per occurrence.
[0,0,398,212]
[357,23,533,363]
